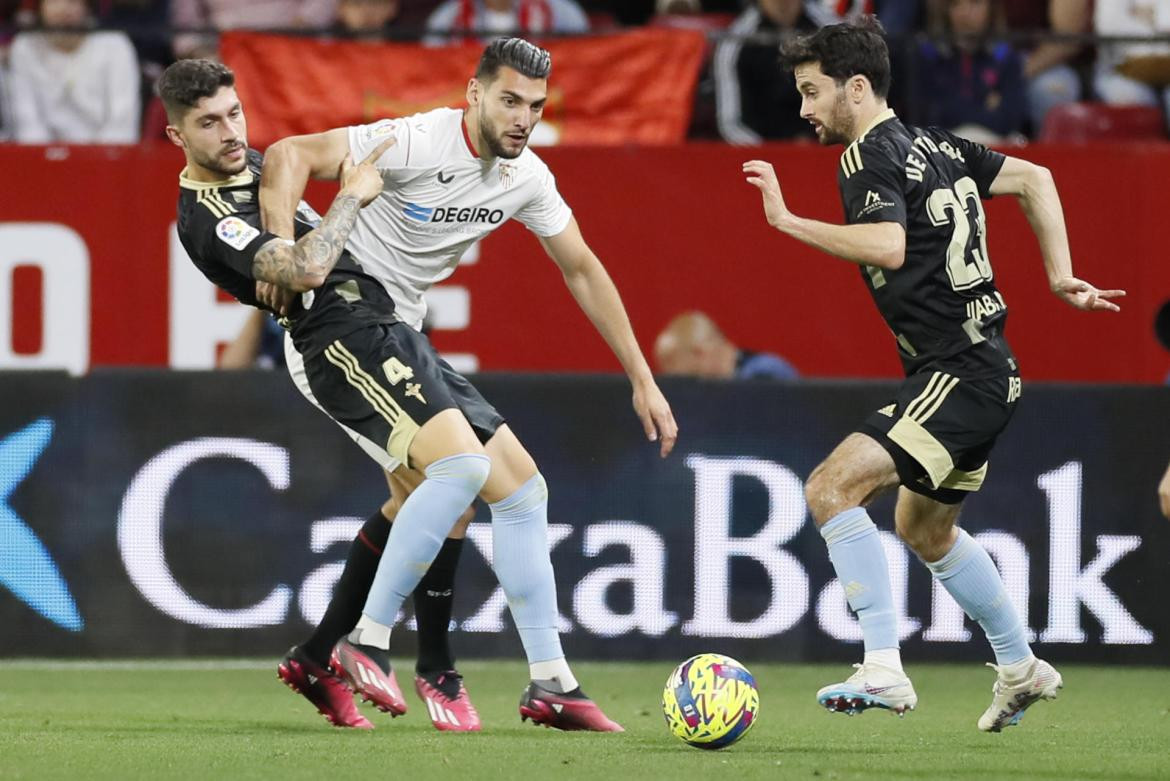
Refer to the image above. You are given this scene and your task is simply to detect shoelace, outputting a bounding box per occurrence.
[428,671,464,701]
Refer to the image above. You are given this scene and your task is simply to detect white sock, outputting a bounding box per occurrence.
[349,613,392,650]
[530,657,578,693]
[864,648,904,675]
[998,654,1037,684]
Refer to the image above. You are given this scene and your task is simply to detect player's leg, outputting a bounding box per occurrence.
[379,467,483,732]
[396,464,476,680]
[329,467,479,725]
[291,326,491,698]
[805,432,917,716]
[324,475,411,717]
[896,487,1062,732]
[480,425,622,732]
[277,332,394,728]
[348,409,489,664]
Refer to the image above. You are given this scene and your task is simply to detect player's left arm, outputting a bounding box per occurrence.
[1159,459,1170,521]
[743,160,906,269]
[989,156,1125,312]
[539,218,678,458]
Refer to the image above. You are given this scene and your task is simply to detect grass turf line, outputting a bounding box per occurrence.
[0,661,1166,781]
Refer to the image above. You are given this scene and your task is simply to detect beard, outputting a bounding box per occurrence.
[191,142,247,176]
[478,113,527,160]
[815,92,856,146]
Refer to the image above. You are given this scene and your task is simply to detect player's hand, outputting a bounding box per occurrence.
[339,136,395,207]
[256,280,297,316]
[1159,462,1170,520]
[742,160,792,230]
[633,379,678,458]
[1051,277,1125,312]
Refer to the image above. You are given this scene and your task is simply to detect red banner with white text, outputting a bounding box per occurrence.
[219,30,707,148]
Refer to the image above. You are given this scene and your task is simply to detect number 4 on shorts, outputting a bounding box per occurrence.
[382,357,414,385]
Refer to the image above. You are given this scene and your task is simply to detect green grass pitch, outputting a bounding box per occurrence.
[1,660,1166,780]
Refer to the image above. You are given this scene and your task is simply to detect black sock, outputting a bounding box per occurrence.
[301,510,391,667]
[413,536,464,674]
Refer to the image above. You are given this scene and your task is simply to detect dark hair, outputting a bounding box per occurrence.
[1155,300,1170,352]
[475,38,552,82]
[780,16,891,100]
[158,59,236,122]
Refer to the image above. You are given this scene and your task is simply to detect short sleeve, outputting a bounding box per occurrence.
[937,130,1006,198]
[348,118,411,184]
[840,143,907,227]
[513,157,573,238]
[186,205,280,278]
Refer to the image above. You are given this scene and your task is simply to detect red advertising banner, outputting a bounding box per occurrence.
[0,142,1166,381]
[220,29,707,148]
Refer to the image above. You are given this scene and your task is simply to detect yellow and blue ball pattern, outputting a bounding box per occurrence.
[662,653,759,750]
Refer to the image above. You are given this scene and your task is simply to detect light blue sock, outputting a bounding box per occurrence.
[820,507,899,653]
[925,528,1032,666]
[360,453,490,629]
[490,473,563,664]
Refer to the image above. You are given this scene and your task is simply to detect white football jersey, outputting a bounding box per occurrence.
[345,107,573,329]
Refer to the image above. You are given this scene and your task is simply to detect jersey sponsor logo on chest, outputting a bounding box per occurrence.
[403,202,505,226]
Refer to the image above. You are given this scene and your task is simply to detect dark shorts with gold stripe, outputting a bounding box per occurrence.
[858,370,1021,504]
[293,322,503,471]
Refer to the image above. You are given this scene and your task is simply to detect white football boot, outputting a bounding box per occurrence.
[977,658,1063,732]
[816,663,918,716]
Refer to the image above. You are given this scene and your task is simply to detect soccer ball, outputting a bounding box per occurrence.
[662,653,759,750]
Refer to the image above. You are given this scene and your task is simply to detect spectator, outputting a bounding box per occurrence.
[826,0,921,37]
[0,67,10,141]
[1155,299,1170,385]
[1094,1,1170,114]
[335,0,401,38]
[424,0,589,45]
[101,0,170,66]
[172,0,339,60]
[657,0,700,15]
[713,0,834,144]
[916,0,1026,143]
[1005,0,1089,135]
[99,0,173,139]
[8,0,140,143]
[654,311,799,380]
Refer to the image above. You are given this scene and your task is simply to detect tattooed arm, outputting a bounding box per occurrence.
[250,136,394,292]
[252,191,362,292]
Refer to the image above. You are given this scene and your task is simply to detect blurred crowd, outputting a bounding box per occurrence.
[1,0,1169,144]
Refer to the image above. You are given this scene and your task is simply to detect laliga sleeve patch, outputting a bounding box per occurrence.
[216,216,260,251]
[363,119,396,141]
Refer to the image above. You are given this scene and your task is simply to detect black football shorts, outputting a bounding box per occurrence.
[859,369,1021,504]
[285,321,504,471]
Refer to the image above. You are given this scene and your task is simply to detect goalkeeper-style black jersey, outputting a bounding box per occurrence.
[838,110,1015,378]
[175,149,397,348]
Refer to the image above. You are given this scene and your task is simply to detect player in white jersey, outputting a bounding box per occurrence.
[258,38,678,733]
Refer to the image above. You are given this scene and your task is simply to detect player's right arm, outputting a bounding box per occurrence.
[253,138,394,292]
[259,128,351,239]
[989,156,1125,312]
[743,159,906,269]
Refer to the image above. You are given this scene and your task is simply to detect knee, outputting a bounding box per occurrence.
[380,494,401,521]
[804,465,845,526]
[895,518,955,562]
[426,452,492,494]
[449,505,477,537]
